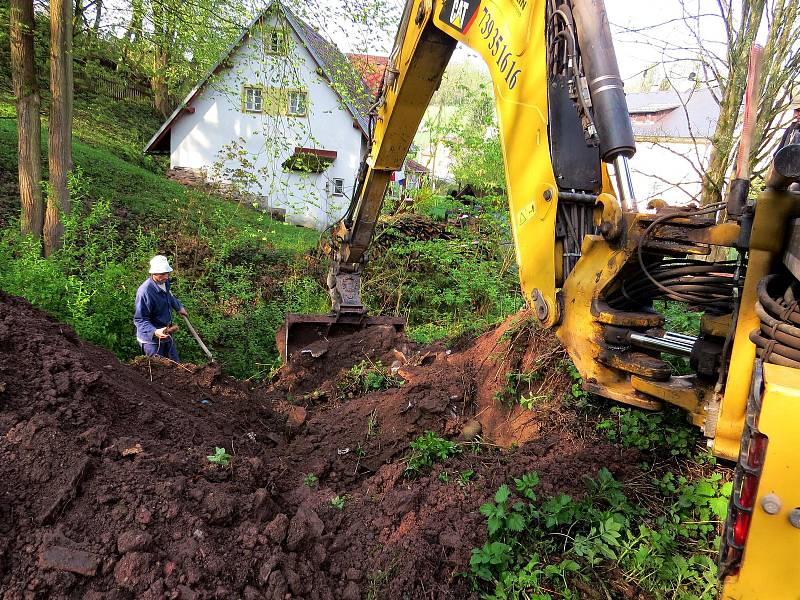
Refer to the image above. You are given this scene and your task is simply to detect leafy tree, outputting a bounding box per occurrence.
[420,62,505,193]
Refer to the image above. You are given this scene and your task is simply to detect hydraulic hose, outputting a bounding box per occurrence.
[757,275,800,326]
[752,275,800,368]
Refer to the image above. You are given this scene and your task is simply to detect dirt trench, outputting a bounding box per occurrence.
[0,292,639,599]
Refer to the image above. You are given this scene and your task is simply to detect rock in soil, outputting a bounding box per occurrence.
[0,293,640,598]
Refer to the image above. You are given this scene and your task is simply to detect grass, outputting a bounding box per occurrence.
[0,113,316,251]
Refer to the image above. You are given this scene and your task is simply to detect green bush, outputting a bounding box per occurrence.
[0,198,157,358]
[595,406,699,458]
[364,195,523,345]
[471,468,728,599]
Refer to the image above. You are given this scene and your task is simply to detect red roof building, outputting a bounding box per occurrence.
[347,53,389,97]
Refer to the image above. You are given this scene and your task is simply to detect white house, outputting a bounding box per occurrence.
[625,87,720,206]
[144,1,372,230]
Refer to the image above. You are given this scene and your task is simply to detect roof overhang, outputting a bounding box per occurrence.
[282,147,337,172]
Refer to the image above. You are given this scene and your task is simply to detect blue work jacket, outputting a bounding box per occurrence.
[134,277,183,343]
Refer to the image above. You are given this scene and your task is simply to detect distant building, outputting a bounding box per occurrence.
[625,87,720,205]
[347,54,388,96]
[144,1,372,230]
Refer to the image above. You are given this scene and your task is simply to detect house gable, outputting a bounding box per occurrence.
[144,1,371,154]
[150,3,370,230]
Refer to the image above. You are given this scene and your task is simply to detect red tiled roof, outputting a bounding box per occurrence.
[347,53,389,97]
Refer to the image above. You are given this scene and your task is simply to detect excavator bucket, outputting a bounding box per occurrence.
[277,313,406,362]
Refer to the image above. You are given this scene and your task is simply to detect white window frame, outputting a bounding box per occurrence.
[242,85,263,113]
[331,178,345,197]
[287,90,308,117]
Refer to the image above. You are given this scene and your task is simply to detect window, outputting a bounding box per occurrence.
[242,85,263,113]
[266,28,287,54]
[287,90,308,116]
[331,178,345,196]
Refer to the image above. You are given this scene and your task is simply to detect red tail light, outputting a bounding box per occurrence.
[719,365,769,581]
[746,434,768,469]
[730,432,768,548]
[733,511,751,548]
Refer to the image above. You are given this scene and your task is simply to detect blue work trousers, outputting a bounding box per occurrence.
[140,337,179,362]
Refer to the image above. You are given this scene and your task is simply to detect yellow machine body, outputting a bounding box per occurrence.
[721,363,800,600]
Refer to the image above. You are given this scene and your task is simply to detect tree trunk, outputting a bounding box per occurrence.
[92,0,102,32]
[10,0,43,239]
[44,0,74,257]
[699,1,765,206]
[151,49,172,117]
[73,0,83,36]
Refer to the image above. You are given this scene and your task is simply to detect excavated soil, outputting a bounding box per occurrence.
[0,292,640,599]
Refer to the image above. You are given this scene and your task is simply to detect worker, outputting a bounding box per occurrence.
[134,255,188,362]
[777,98,800,149]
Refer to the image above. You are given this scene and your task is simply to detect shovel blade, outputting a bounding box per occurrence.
[277,313,406,361]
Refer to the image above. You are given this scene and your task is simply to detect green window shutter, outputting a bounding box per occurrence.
[262,87,287,116]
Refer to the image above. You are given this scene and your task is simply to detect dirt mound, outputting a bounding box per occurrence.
[0,294,638,599]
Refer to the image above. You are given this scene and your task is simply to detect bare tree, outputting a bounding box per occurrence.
[699,0,766,205]
[93,0,103,32]
[616,0,800,206]
[10,0,44,239]
[44,0,74,256]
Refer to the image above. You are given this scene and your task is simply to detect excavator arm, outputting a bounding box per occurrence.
[280,2,800,594]
[326,0,636,321]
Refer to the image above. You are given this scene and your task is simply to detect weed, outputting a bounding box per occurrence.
[207,447,231,467]
[596,406,698,458]
[366,413,379,437]
[303,473,319,487]
[470,541,513,582]
[519,393,549,411]
[479,484,527,536]
[493,365,546,406]
[366,567,395,600]
[469,468,730,599]
[656,300,701,335]
[337,359,404,399]
[499,313,538,342]
[458,469,475,487]
[330,495,347,510]
[405,431,461,474]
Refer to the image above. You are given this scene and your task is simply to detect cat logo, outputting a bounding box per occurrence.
[439,0,480,33]
[450,0,469,28]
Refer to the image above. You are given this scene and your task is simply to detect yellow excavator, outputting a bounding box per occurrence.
[279,0,800,596]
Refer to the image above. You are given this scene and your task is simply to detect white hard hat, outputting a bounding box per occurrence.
[791,97,800,110]
[148,255,173,274]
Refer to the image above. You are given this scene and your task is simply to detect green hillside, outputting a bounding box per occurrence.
[0,93,324,378]
[0,88,522,377]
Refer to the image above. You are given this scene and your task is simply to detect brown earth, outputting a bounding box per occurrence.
[0,292,640,599]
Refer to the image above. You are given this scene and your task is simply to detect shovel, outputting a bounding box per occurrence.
[180,314,214,363]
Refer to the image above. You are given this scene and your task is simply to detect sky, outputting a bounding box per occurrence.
[319,0,739,89]
[96,0,759,91]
